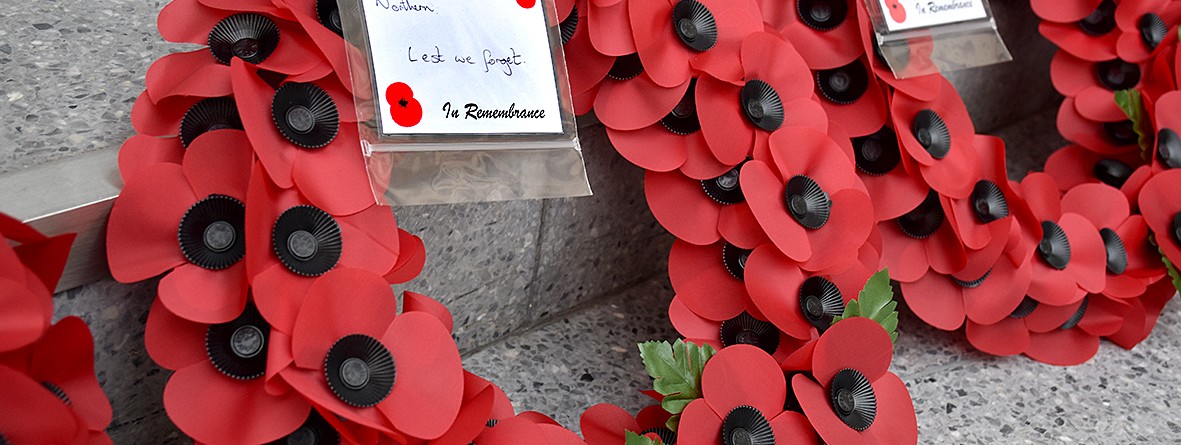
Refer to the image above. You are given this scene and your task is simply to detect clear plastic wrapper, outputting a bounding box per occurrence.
[864,0,1012,78]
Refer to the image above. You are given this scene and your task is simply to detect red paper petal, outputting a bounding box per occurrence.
[264,329,295,396]
[769,410,820,444]
[230,59,295,188]
[252,265,314,334]
[1062,182,1129,231]
[1019,172,1063,222]
[812,317,892,384]
[1031,0,1101,23]
[580,403,639,445]
[1025,328,1101,366]
[594,75,689,131]
[878,222,931,283]
[158,262,248,324]
[608,125,689,173]
[1078,295,1131,336]
[1075,86,1129,122]
[965,318,1030,356]
[1139,169,1181,262]
[697,75,756,165]
[1028,261,1086,306]
[742,161,811,262]
[1026,299,1086,333]
[900,272,965,331]
[668,240,748,321]
[280,367,396,434]
[145,50,231,103]
[403,291,454,333]
[0,365,79,444]
[256,20,324,76]
[107,164,194,283]
[792,375,866,445]
[338,207,402,274]
[0,279,49,353]
[27,317,112,431]
[386,230,427,284]
[144,298,209,371]
[742,32,814,102]
[636,404,672,430]
[118,135,185,183]
[629,0,692,89]
[429,386,495,445]
[379,312,464,440]
[588,0,636,56]
[130,92,199,137]
[866,373,918,444]
[1039,22,1119,62]
[291,268,398,368]
[183,130,253,201]
[702,345,786,417]
[717,203,770,249]
[1057,98,1136,155]
[157,0,225,44]
[743,245,814,339]
[1049,50,1099,96]
[165,362,310,444]
[1059,213,1108,293]
[644,170,722,246]
[801,189,873,273]
[293,127,375,216]
[819,71,888,137]
[287,5,355,94]
[669,296,723,340]
[564,14,614,96]
[963,254,1032,325]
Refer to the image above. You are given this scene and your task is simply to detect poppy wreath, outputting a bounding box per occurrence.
[103,0,1181,443]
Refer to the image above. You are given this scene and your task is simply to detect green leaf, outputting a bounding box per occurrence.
[1114,89,1154,160]
[1162,254,1181,294]
[625,431,664,445]
[637,339,716,432]
[832,268,899,342]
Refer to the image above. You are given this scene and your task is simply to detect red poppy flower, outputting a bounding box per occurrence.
[1056,97,1139,155]
[668,240,762,321]
[275,0,359,88]
[644,166,768,247]
[244,163,402,335]
[1138,168,1181,264]
[1151,90,1181,171]
[1038,1,1119,62]
[1049,51,1144,122]
[878,190,967,283]
[608,79,733,176]
[428,371,516,445]
[793,317,916,445]
[1115,0,1181,63]
[276,268,463,440]
[1018,173,1107,306]
[472,412,587,445]
[230,61,375,216]
[942,135,1030,254]
[890,77,980,198]
[144,297,311,444]
[592,56,691,132]
[1044,144,1146,192]
[814,57,889,137]
[563,0,616,104]
[0,214,72,353]
[743,242,877,340]
[1061,183,1165,299]
[581,403,674,445]
[669,295,807,362]
[629,0,762,88]
[966,292,1127,365]
[742,126,873,273]
[760,0,863,70]
[0,316,112,443]
[1107,277,1176,349]
[588,0,638,57]
[695,32,828,166]
[677,345,819,445]
[148,0,322,102]
[0,364,84,444]
[854,4,941,100]
[107,130,252,324]
[829,121,929,222]
[117,134,186,183]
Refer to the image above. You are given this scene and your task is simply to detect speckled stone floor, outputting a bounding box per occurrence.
[463,275,1181,444]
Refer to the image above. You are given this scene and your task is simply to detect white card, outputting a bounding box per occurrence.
[361,0,565,135]
[876,0,988,32]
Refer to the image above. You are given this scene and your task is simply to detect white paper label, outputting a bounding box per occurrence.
[361,0,564,135]
[877,0,988,31]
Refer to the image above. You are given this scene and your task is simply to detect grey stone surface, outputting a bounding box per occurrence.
[990,105,1069,180]
[463,277,1181,443]
[0,0,168,173]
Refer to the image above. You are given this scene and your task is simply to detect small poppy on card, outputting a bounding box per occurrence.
[386,82,423,127]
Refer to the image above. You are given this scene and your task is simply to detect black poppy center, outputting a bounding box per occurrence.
[897,190,944,239]
[287,230,319,260]
[1093,159,1133,187]
[722,406,775,445]
[1157,128,1181,168]
[720,312,779,354]
[952,268,991,288]
[607,53,644,80]
[816,61,868,105]
[1077,0,1116,36]
[272,83,341,148]
[1099,227,1128,275]
[722,243,752,281]
[853,126,902,175]
[178,195,246,270]
[784,175,831,229]
[208,13,280,65]
[206,304,269,380]
[273,205,343,277]
[1104,120,1138,145]
[179,97,244,148]
[1038,220,1073,270]
[324,334,396,407]
[1172,212,1181,246]
[317,0,344,36]
[1060,297,1089,330]
[1139,13,1167,50]
[672,0,718,52]
[286,106,317,134]
[41,381,71,405]
[797,0,847,31]
[970,180,1009,223]
[740,80,785,132]
[799,276,843,331]
[702,161,747,204]
[560,5,579,44]
[1095,59,1141,91]
[663,79,701,135]
[1010,296,1039,319]
[640,427,677,445]
[829,368,876,431]
[912,109,951,159]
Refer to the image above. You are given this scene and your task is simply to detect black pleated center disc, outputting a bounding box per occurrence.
[852,126,902,175]
[209,13,280,65]
[1171,212,1181,246]
[607,53,644,80]
[1099,227,1128,275]
[1095,59,1141,91]
[722,406,775,445]
[829,368,876,431]
[784,175,831,229]
[816,60,868,105]
[798,276,844,331]
[206,303,269,380]
[267,410,340,445]
[272,83,340,149]
[178,194,247,270]
[722,243,753,281]
[179,97,244,148]
[1093,159,1133,187]
[1104,120,1138,145]
[897,190,944,239]
[911,109,951,159]
[720,312,779,354]
[672,0,718,52]
[317,0,344,36]
[40,381,71,405]
[970,180,1009,224]
[1060,296,1090,330]
[0,433,10,445]
[1010,296,1039,319]
[324,334,396,407]
[1139,13,1167,50]
[560,5,579,44]
[701,161,746,205]
[640,427,678,445]
[740,80,785,132]
[662,78,701,135]
[952,268,991,289]
[1038,220,1073,270]
[273,205,343,277]
[797,0,847,31]
[1077,0,1116,36]
[1157,128,1181,168]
